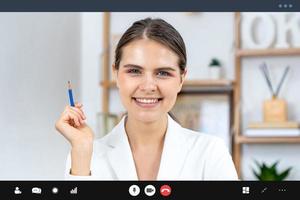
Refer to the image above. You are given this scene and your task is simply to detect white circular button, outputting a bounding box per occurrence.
[144,185,156,196]
[129,185,140,196]
[52,187,59,194]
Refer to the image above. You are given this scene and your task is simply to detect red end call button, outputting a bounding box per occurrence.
[160,185,171,197]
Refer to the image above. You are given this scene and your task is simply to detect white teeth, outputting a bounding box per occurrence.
[135,98,159,104]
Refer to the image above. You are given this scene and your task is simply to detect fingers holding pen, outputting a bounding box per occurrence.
[69,109,85,125]
[71,104,86,120]
[62,105,86,127]
[75,102,82,107]
[68,111,82,127]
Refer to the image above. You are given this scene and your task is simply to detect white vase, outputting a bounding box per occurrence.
[209,67,221,79]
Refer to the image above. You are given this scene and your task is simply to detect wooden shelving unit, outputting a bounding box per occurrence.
[236,48,300,57]
[236,136,300,144]
[233,12,300,178]
[101,12,111,113]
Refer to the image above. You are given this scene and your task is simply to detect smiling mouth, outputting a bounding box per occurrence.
[132,97,163,104]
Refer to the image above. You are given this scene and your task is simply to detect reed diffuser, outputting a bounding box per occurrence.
[260,62,290,123]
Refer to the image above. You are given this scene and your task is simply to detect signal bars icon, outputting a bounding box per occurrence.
[70,187,78,194]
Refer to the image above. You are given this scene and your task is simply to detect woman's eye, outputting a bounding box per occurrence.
[127,69,141,74]
[157,71,170,77]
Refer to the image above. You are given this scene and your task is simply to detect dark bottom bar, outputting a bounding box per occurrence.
[0,181,298,199]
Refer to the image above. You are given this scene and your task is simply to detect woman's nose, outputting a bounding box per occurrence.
[139,76,157,92]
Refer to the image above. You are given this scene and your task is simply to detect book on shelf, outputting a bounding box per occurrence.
[246,121,300,137]
[248,121,299,129]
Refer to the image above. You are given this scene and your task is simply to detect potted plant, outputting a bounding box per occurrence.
[252,160,292,181]
[209,58,222,79]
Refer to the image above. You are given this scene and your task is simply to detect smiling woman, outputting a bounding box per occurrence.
[55,17,238,180]
[114,38,184,124]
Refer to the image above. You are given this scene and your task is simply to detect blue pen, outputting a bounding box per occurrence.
[68,81,75,107]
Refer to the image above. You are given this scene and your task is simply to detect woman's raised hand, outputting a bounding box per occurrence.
[55,102,94,176]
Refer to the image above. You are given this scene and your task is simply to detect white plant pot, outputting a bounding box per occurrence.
[209,67,221,79]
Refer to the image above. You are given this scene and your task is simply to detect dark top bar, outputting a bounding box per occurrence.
[0,0,299,12]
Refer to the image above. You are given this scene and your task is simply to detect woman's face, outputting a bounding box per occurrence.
[114,38,186,123]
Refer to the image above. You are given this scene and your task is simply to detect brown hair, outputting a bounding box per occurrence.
[114,18,187,74]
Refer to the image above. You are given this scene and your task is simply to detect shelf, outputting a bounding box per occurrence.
[236,48,300,57]
[100,79,234,88]
[183,79,234,87]
[235,135,300,144]
[181,79,234,93]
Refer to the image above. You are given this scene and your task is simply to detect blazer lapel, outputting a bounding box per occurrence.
[157,115,190,180]
[106,116,138,180]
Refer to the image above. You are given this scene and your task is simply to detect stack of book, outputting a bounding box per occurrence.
[245,121,300,137]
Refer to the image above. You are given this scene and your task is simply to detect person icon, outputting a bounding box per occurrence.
[14,187,22,194]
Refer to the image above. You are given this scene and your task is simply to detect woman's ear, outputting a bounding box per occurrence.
[112,64,119,88]
[178,69,187,93]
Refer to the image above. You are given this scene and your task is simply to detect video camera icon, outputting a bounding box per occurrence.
[144,185,156,196]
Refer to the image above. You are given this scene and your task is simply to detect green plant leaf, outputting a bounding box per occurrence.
[260,166,276,181]
[251,160,292,181]
[277,167,292,181]
[270,161,279,171]
[254,159,261,168]
[252,169,261,180]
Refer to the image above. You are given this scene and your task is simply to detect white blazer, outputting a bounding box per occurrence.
[65,114,238,180]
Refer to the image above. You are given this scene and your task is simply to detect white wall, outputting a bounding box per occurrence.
[80,13,103,139]
[0,13,81,179]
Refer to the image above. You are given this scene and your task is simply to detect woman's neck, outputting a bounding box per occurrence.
[125,114,168,150]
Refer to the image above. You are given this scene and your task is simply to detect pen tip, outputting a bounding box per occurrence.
[68,81,71,89]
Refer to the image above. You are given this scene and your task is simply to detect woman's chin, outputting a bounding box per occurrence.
[133,112,164,123]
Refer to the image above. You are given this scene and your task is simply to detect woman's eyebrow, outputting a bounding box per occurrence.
[156,67,177,71]
[123,64,177,71]
[123,64,143,69]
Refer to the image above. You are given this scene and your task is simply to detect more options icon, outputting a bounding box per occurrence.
[129,185,140,196]
[144,185,156,196]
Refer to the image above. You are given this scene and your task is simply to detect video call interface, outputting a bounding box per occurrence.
[0,0,300,199]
